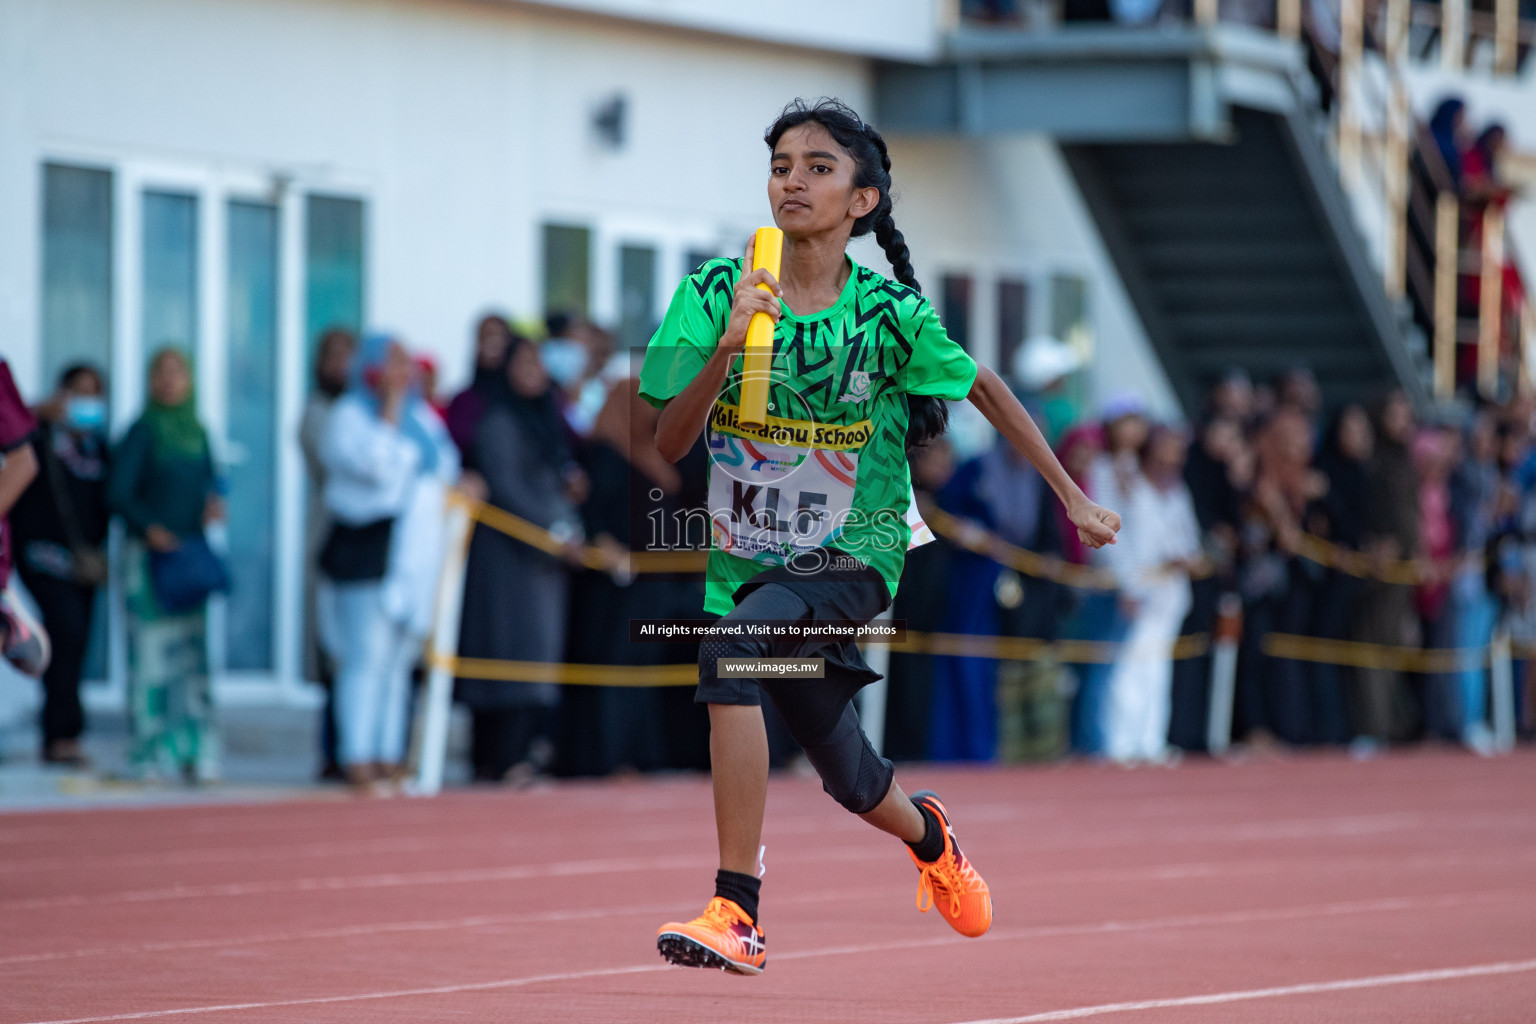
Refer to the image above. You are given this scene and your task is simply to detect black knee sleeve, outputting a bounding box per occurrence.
[763,684,894,814]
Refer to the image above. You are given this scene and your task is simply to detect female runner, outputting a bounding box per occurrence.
[639,98,1121,975]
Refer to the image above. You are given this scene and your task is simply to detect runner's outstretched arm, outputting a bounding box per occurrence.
[966,364,1120,549]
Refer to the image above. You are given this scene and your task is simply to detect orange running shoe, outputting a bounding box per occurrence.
[909,790,992,938]
[656,897,766,975]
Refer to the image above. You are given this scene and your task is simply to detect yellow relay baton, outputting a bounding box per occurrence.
[738,226,783,430]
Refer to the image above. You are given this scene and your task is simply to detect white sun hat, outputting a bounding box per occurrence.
[1012,334,1084,390]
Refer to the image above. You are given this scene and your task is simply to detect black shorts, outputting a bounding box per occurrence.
[695,548,893,707]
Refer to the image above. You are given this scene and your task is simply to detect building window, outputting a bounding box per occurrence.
[941,274,973,352]
[305,195,365,365]
[997,278,1028,378]
[685,249,717,276]
[224,200,280,672]
[142,190,198,363]
[1050,273,1092,418]
[619,244,657,349]
[1050,274,1092,354]
[41,164,113,392]
[543,223,590,319]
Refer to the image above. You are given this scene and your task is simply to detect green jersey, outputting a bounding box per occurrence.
[639,255,978,616]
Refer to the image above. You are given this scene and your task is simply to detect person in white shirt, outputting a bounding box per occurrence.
[320,333,460,794]
[1096,424,1201,764]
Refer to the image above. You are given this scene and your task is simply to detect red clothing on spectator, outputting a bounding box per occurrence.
[1460,147,1527,321]
[0,361,39,586]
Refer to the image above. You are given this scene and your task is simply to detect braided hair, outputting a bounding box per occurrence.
[764,98,950,451]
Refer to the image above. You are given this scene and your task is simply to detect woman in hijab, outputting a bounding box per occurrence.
[1304,403,1374,746]
[1462,124,1510,204]
[320,333,460,795]
[108,348,224,782]
[1350,390,1420,751]
[557,379,706,776]
[1460,124,1526,333]
[928,429,1064,762]
[1241,405,1328,745]
[446,313,515,462]
[455,333,587,783]
[1428,98,1468,189]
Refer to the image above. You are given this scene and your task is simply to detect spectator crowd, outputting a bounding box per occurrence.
[884,360,1536,770]
[4,306,1536,795]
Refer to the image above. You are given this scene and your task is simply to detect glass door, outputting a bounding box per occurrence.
[223,200,280,672]
[141,191,199,359]
[62,156,370,695]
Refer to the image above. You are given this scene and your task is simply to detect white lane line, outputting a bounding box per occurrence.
[7,802,1530,875]
[9,964,671,1024]
[0,833,530,875]
[3,886,1508,970]
[6,889,1525,1023]
[947,959,1536,1023]
[0,813,837,876]
[0,853,717,912]
[0,885,893,967]
[0,843,894,912]
[8,840,1532,916]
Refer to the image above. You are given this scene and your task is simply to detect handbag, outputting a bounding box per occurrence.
[149,536,231,614]
[318,518,395,582]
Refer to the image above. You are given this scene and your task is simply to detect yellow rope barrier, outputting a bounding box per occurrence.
[451,469,1464,590]
[430,625,1531,686]
[921,505,1120,589]
[1261,632,1486,673]
[440,491,1510,684]
[428,630,1219,686]
[426,651,697,686]
[448,492,708,575]
[1285,533,1470,586]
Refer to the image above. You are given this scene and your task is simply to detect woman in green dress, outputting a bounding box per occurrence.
[108,348,225,782]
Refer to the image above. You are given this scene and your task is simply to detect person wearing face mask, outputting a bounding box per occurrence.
[540,313,591,397]
[11,364,110,765]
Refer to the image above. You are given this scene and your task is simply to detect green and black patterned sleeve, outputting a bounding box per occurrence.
[638,258,741,411]
[899,293,979,401]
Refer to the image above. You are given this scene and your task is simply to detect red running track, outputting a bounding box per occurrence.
[2,749,1534,1023]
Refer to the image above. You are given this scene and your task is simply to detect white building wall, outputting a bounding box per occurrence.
[888,134,1181,425]
[489,0,945,60]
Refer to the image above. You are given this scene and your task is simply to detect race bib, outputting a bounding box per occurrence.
[705,431,933,563]
[707,431,858,563]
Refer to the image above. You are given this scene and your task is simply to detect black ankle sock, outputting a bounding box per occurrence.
[906,800,948,864]
[714,869,761,923]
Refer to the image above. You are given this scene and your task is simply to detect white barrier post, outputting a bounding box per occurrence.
[409,501,474,797]
[1489,625,1516,755]
[1206,592,1242,756]
[859,605,894,756]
